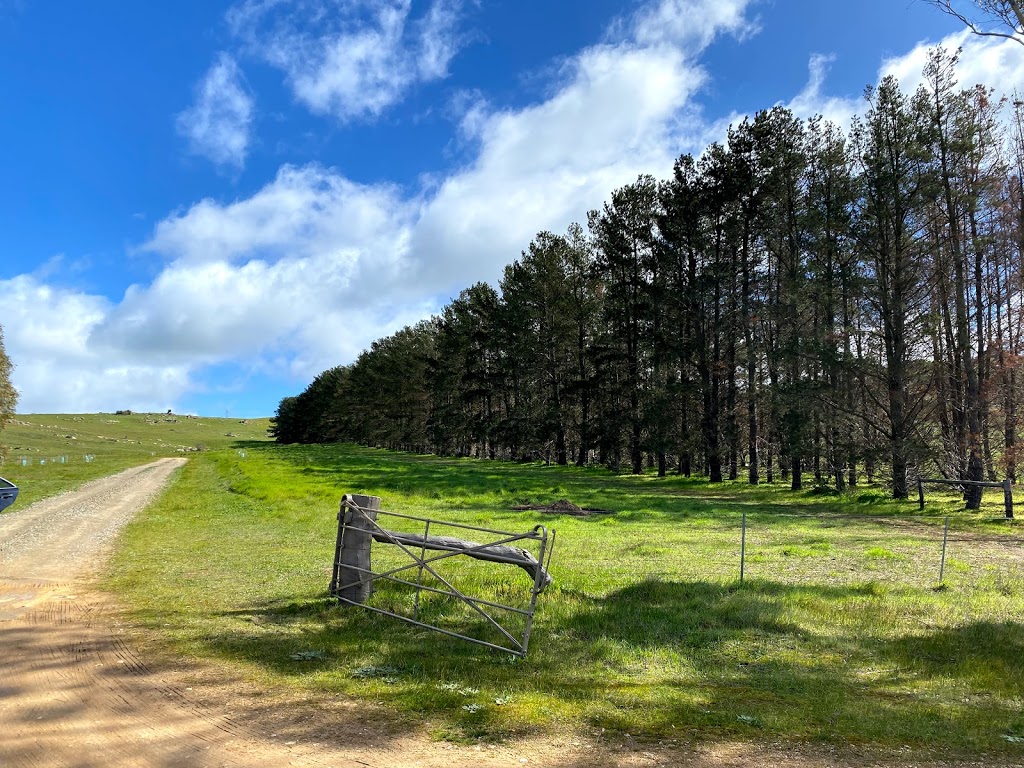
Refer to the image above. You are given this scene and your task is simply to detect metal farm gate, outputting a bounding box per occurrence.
[329,494,555,657]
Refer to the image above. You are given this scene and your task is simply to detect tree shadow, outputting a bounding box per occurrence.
[882,620,1024,699]
[186,576,1023,752]
[226,442,907,529]
[190,445,1024,752]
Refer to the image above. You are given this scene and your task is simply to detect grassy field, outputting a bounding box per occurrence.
[0,412,272,507]
[95,441,1024,758]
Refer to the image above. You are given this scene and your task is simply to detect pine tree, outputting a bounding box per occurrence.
[852,76,933,499]
[590,176,660,474]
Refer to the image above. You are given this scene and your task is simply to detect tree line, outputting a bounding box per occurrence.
[273,48,1024,504]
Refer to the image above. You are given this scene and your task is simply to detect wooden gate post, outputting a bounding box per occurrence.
[333,494,381,605]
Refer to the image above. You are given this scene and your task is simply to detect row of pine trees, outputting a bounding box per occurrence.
[273,49,1023,503]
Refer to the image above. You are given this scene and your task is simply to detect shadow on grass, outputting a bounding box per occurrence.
[884,620,1024,699]
[191,577,1024,750]
[229,442,942,532]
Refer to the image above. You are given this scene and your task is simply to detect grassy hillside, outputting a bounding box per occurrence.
[106,442,1024,757]
[0,412,272,507]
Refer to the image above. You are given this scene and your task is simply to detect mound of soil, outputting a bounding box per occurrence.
[511,499,612,516]
[549,498,582,512]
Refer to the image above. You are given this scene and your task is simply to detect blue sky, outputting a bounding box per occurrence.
[1,0,1020,417]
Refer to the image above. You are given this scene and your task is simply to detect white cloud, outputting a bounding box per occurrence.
[176,53,254,168]
[113,0,753,368]
[416,0,463,79]
[97,164,423,372]
[3,0,764,412]
[404,0,760,291]
[144,164,410,265]
[228,0,465,121]
[704,28,1024,150]
[0,247,437,413]
[12,0,1024,417]
[0,275,191,413]
[784,53,859,130]
[412,43,706,292]
[630,0,756,50]
[879,28,1024,94]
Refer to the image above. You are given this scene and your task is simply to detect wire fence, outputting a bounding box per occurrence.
[12,454,97,466]
[624,510,1024,592]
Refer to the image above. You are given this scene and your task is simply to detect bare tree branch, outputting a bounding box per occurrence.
[922,0,1024,45]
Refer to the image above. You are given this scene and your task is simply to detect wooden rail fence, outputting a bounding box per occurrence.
[917,477,1014,519]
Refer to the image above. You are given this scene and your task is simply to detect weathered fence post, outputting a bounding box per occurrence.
[333,493,381,605]
[939,515,949,584]
[1004,479,1014,520]
[918,478,925,511]
[739,511,747,584]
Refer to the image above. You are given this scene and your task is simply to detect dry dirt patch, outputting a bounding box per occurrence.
[510,499,613,516]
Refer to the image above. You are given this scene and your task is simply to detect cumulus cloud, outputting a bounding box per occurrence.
[3,0,768,412]
[227,0,465,121]
[92,253,436,373]
[98,0,756,379]
[144,164,411,266]
[0,275,192,413]
[12,0,1024,417]
[715,28,1024,146]
[93,164,426,373]
[412,43,705,292]
[879,27,1024,93]
[403,0,760,291]
[128,0,751,333]
[176,53,254,168]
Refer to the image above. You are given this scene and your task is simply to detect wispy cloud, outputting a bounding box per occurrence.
[628,0,757,50]
[783,53,859,129]
[227,0,466,122]
[176,52,254,168]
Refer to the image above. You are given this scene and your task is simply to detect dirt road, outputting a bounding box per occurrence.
[0,459,1001,768]
[0,460,377,767]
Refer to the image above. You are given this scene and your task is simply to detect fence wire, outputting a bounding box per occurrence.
[726,511,1022,590]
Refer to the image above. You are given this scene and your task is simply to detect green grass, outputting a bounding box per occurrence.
[103,442,1024,756]
[0,412,272,507]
